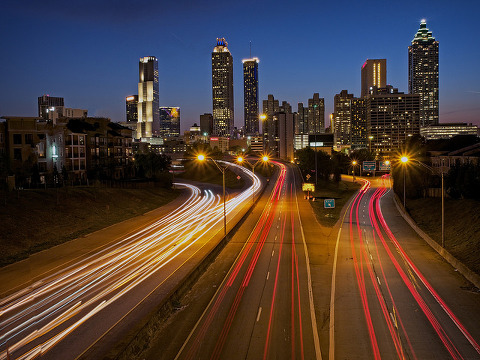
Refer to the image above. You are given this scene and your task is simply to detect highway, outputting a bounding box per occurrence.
[330,176,480,359]
[0,162,260,360]
[175,162,321,360]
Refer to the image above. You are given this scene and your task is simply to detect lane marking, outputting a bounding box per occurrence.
[271,250,275,257]
[329,187,358,360]
[266,272,270,280]
[294,167,322,360]
[256,307,262,322]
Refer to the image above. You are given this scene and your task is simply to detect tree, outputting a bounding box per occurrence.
[61,165,68,185]
[134,152,171,180]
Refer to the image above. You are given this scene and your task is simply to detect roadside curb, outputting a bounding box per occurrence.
[392,193,480,290]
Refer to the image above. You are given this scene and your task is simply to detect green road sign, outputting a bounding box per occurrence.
[324,199,335,208]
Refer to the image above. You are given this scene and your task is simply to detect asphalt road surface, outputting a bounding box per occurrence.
[331,176,480,359]
[175,162,321,360]
[0,163,260,360]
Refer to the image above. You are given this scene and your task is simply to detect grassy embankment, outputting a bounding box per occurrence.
[0,187,179,267]
[408,197,480,276]
[309,179,362,228]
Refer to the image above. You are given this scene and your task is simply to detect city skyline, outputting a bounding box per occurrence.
[1,1,480,133]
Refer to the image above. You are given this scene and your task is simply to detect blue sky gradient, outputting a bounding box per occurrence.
[1,0,479,132]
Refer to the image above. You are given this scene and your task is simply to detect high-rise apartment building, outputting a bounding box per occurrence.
[137,56,159,139]
[296,103,308,135]
[125,95,138,123]
[408,19,439,127]
[212,38,234,137]
[262,94,279,155]
[333,90,354,147]
[159,107,180,139]
[366,86,420,156]
[307,93,325,134]
[361,59,386,98]
[278,112,294,161]
[200,113,213,136]
[243,57,259,135]
[350,98,367,150]
[38,95,64,120]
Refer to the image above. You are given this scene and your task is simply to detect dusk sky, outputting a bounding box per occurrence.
[1,0,480,132]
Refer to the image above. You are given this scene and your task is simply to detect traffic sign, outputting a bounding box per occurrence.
[306,174,311,180]
[302,183,315,192]
[363,161,376,171]
[324,199,335,208]
[379,161,391,171]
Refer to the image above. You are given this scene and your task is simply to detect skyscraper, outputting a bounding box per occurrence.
[137,56,159,139]
[350,98,367,150]
[262,94,279,156]
[307,93,325,134]
[200,113,213,136]
[159,107,180,139]
[408,19,439,127]
[361,59,386,98]
[125,95,138,123]
[333,90,354,147]
[296,103,308,135]
[212,38,234,137]
[243,57,259,135]
[366,85,420,156]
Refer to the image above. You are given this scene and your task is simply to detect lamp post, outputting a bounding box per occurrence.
[236,155,269,203]
[400,156,445,248]
[352,160,357,182]
[368,135,374,154]
[197,154,228,238]
[401,156,408,209]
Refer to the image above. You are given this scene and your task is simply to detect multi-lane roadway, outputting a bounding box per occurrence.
[331,176,480,359]
[175,162,321,360]
[1,161,480,360]
[0,163,261,360]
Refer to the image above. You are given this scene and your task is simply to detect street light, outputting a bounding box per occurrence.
[368,135,374,154]
[352,160,357,182]
[236,155,269,203]
[197,154,229,238]
[401,156,408,209]
[401,157,445,248]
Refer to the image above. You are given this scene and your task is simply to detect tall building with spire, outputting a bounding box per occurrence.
[212,38,234,137]
[361,59,386,98]
[408,19,439,127]
[243,57,259,135]
[137,56,159,139]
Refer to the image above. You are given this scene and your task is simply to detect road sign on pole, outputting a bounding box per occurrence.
[324,199,335,208]
[362,161,376,172]
[379,161,391,171]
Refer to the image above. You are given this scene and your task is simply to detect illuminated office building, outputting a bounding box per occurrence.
[307,93,325,134]
[243,57,259,135]
[159,107,180,138]
[409,19,439,126]
[137,56,159,139]
[333,90,354,147]
[420,123,478,140]
[361,59,386,98]
[366,86,420,156]
[125,95,138,123]
[212,38,234,137]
